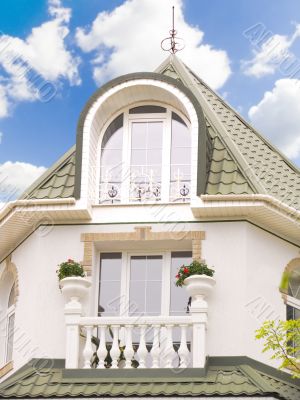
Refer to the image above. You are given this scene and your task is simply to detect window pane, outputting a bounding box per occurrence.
[170,252,192,315]
[99,253,122,316]
[288,267,300,300]
[100,114,123,204]
[170,114,191,203]
[129,105,166,114]
[8,284,15,308]
[130,122,163,202]
[129,256,162,316]
[6,313,15,363]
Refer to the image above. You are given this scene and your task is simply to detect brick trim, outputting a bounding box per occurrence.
[0,361,13,379]
[0,256,19,305]
[81,226,205,274]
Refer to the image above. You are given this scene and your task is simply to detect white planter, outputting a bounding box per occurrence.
[60,276,91,309]
[184,274,216,310]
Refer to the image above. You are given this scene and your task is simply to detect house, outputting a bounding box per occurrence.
[0,54,299,398]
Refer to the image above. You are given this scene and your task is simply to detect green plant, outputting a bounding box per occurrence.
[57,258,85,280]
[175,260,215,287]
[256,319,300,378]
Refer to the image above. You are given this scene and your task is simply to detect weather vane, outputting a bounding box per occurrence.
[161,6,185,54]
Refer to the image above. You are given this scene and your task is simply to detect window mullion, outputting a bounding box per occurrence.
[161,109,172,202]
[120,252,129,316]
[161,252,171,316]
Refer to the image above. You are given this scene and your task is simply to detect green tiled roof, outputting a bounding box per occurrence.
[158,57,300,209]
[0,357,299,398]
[20,56,300,209]
[188,67,300,209]
[206,125,254,195]
[21,146,76,200]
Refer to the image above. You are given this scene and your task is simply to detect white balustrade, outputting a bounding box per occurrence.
[78,316,197,369]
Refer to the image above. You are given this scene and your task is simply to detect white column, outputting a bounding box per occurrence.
[190,304,207,368]
[65,310,82,369]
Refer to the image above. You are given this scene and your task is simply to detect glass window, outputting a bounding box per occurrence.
[288,267,300,300]
[286,265,300,355]
[5,284,15,363]
[6,313,15,363]
[130,122,163,202]
[129,255,162,316]
[170,252,193,315]
[99,106,191,204]
[100,115,123,204]
[129,105,166,114]
[8,284,15,308]
[170,113,191,202]
[98,253,122,316]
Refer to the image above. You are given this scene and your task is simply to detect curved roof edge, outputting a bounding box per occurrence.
[74,72,208,199]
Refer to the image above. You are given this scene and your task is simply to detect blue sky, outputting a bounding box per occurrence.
[0,0,300,200]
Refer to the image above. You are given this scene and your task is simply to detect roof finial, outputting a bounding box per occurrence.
[161,6,185,54]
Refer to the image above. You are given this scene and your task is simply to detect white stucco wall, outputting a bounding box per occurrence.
[1,216,299,375]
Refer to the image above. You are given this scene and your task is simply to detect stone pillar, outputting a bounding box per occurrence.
[192,239,202,261]
[61,277,91,368]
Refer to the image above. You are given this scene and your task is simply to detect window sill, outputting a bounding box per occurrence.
[0,361,13,379]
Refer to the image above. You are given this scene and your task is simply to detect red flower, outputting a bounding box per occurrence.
[176,274,180,279]
[183,267,189,274]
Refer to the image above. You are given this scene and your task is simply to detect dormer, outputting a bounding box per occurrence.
[74,72,208,206]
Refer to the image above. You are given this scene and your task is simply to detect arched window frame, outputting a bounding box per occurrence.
[5,284,15,363]
[97,101,191,205]
[281,258,300,322]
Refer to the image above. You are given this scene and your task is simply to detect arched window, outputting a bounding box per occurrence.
[0,267,16,366]
[286,264,300,321]
[99,105,191,204]
[5,284,15,363]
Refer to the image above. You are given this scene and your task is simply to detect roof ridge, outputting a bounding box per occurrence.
[158,55,300,209]
[158,56,267,195]
[184,62,300,176]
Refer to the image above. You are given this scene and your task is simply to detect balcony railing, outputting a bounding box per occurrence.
[63,277,211,370]
[80,316,194,369]
[65,312,207,369]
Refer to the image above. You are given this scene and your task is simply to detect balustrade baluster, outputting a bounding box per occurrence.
[137,325,147,368]
[124,325,134,368]
[163,324,176,368]
[178,324,190,368]
[97,326,107,369]
[110,325,120,369]
[83,326,94,369]
[150,325,160,368]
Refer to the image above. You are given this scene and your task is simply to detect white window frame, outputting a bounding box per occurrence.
[97,103,190,205]
[286,295,300,311]
[5,304,15,364]
[96,250,192,318]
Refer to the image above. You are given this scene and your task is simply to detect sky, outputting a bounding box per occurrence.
[1,0,300,203]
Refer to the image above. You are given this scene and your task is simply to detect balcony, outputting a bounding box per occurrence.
[62,276,212,370]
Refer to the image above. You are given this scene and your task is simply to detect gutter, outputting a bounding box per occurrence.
[0,198,76,222]
[199,194,300,221]
[197,194,300,228]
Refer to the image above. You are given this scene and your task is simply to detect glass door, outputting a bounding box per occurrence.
[128,255,163,316]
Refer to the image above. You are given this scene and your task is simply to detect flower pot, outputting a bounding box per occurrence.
[184,274,216,310]
[60,276,91,309]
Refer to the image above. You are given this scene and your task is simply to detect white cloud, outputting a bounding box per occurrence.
[242,23,300,77]
[76,0,231,89]
[0,85,9,117]
[0,161,46,202]
[0,0,80,116]
[249,79,300,159]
